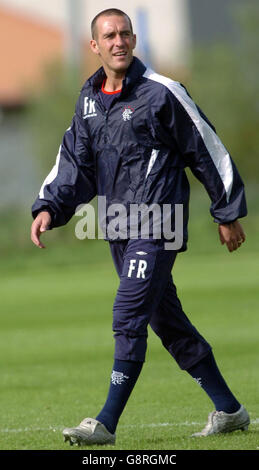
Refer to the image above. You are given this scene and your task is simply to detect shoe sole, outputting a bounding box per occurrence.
[221,420,250,433]
[64,434,80,446]
[192,420,250,437]
[63,431,115,446]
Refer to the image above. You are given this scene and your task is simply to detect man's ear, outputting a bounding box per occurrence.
[132,34,137,50]
[90,39,100,55]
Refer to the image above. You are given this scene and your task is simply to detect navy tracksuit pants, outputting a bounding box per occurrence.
[110,239,211,370]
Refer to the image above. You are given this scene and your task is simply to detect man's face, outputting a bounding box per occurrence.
[90,15,136,76]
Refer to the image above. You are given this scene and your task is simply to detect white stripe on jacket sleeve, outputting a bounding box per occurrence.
[143,69,233,202]
[39,146,61,199]
[146,148,159,178]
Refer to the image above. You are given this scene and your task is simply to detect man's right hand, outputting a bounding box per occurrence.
[31,211,52,248]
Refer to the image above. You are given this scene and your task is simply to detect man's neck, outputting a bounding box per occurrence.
[103,73,124,93]
[101,63,129,92]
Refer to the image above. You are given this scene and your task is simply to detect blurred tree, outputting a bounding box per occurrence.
[25,62,82,175]
[187,2,259,181]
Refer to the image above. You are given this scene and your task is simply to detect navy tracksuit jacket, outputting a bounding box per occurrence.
[32,57,247,367]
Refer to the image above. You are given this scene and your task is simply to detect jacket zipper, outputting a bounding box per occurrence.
[103,97,120,145]
[104,109,109,144]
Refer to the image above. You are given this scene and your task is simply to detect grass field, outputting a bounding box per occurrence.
[0,232,258,451]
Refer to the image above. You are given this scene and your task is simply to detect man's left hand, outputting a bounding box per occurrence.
[218,220,246,252]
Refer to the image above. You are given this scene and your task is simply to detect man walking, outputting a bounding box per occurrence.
[31,9,249,446]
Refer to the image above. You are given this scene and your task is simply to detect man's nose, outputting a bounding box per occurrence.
[114,33,124,47]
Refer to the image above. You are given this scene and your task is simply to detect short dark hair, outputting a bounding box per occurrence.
[91,8,133,40]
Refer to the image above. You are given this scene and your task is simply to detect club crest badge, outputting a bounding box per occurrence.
[111,370,129,385]
[122,106,134,121]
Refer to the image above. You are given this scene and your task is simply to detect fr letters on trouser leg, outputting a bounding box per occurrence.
[111,239,211,367]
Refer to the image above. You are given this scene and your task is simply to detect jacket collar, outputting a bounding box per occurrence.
[86,57,147,96]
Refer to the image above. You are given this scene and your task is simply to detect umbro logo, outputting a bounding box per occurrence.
[83,97,97,119]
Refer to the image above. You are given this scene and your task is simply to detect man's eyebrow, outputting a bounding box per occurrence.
[102,30,114,37]
[103,29,131,37]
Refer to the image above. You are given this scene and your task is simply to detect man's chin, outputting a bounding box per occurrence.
[112,57,133,73]
[114,65,129,74]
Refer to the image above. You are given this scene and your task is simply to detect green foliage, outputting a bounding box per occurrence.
[188,2,259,181]
[25,62,83,174]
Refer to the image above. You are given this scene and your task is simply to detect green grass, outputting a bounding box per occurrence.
[0,237,258,451]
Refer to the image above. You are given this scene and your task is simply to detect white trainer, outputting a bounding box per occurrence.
[63,417,116,446]
[192,405,250,437]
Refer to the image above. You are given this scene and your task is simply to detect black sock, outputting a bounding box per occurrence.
[187,351,240,413]
[96,359,143,434]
